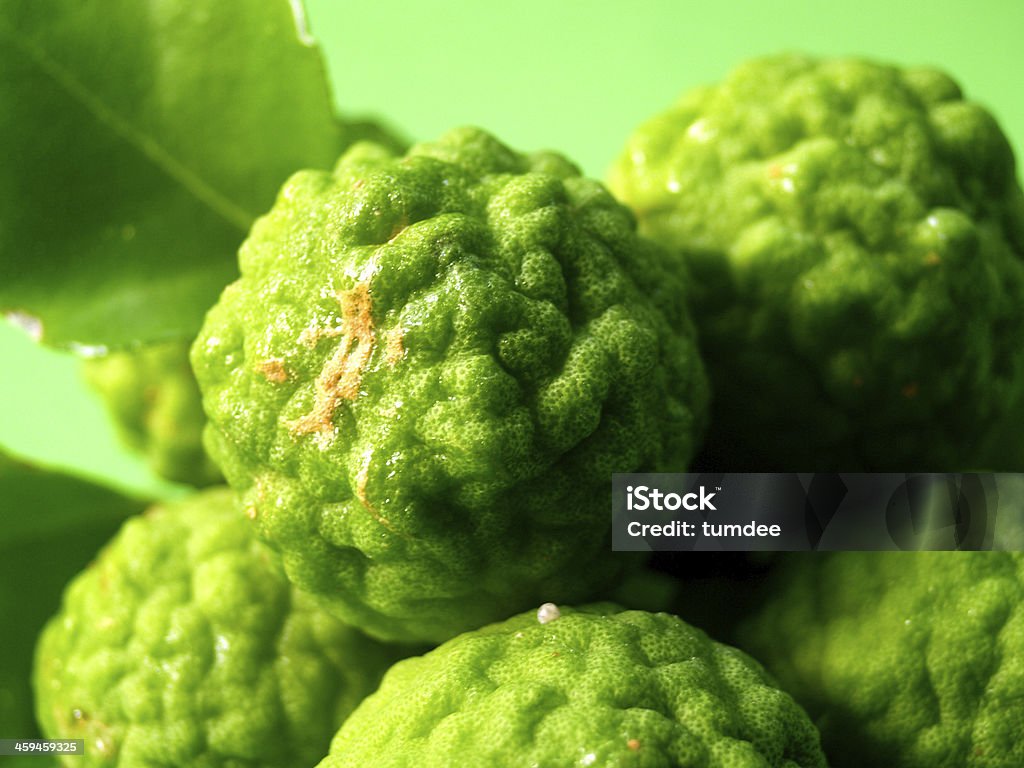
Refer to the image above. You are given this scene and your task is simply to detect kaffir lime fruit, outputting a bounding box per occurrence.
[34,488,404,768]
[191,127,709,643]
[318,604,827,768]
[741,552,1024,767]
[610,54,1024,470]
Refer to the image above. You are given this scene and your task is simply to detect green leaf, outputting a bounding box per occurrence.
[0,450,148,741]
[0,0,341,349]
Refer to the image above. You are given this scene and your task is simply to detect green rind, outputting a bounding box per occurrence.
[319,605,827,768]
[610,54,1024,470]
[740,552,1024,767]
[192,126,709,643]
[33,487,403,768]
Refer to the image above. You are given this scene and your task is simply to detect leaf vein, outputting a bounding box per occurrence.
[0,23,255,233]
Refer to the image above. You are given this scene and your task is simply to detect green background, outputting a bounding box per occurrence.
[1,0,1021,496]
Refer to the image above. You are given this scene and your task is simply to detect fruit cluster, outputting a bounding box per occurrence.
[4,10,1024,766]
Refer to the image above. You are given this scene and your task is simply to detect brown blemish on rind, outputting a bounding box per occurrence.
[354,448,396,531]
[298,324,342,348]
[384,328,405,365]
[288,283,376,441]
[627,739,641,752]
[387,215,409,243]
[355,450,372,508]
[256,358,288,383]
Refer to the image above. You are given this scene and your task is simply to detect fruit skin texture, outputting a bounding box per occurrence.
[740,552,1024,767]
[191,126,709,643]
[83,341,222,487]
[34,488,402,768]
[609,54,1024,470]
[0,451,141,761]
[317,604,827,768]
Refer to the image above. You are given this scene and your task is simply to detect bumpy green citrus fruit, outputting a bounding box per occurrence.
[0,451,142,753]
[34,488,403,768]
[191,126,709,643]
[83,341,222,486]
[740,552,1024,767]
[610,54,1024,470]
[318,603,826,768]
